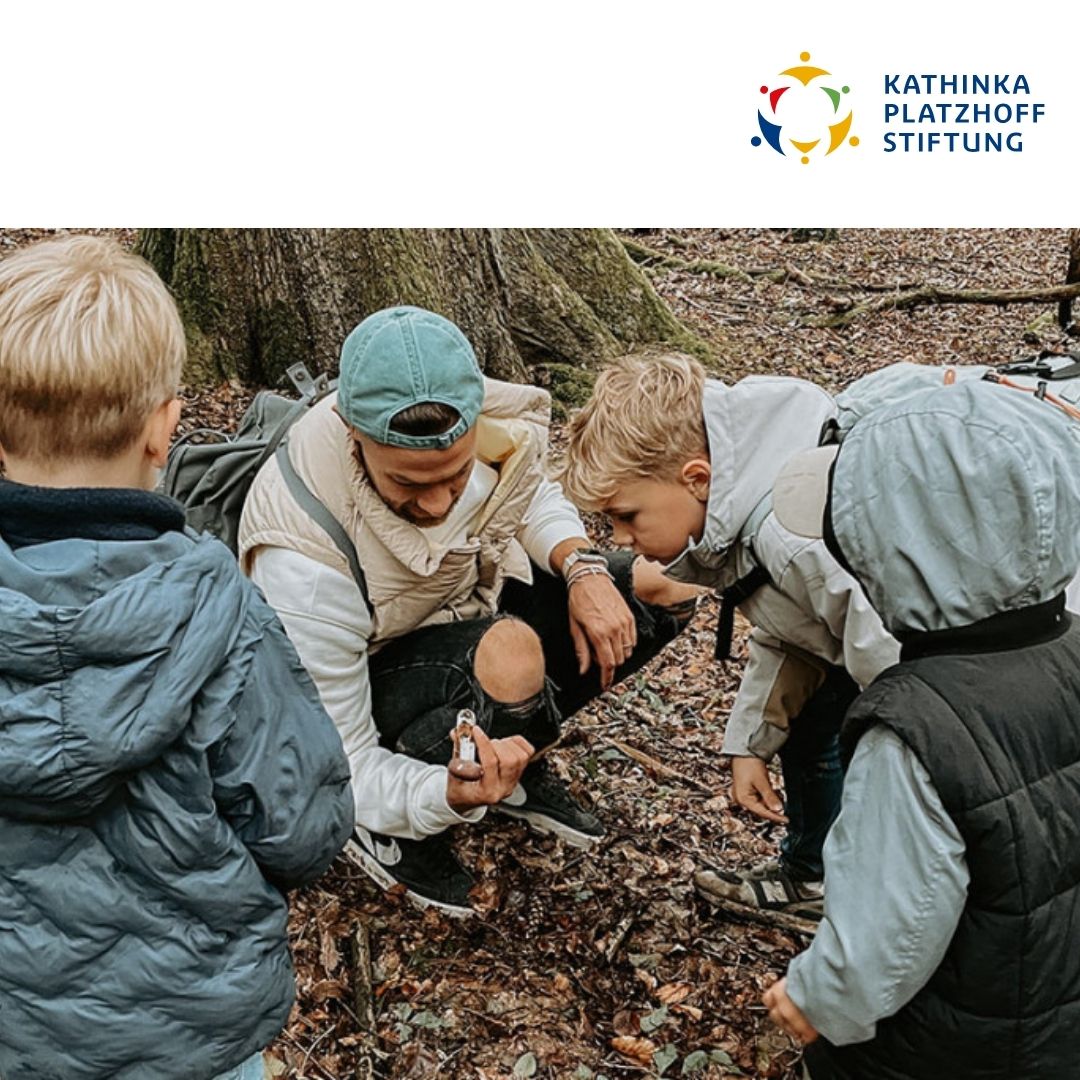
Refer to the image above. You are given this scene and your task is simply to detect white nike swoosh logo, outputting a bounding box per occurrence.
[356,828,402,866]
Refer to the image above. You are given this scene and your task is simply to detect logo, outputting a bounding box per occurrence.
[753,51,858,165]
[355,827,402,866]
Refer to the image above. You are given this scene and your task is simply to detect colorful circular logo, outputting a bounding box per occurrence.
[753,52,858,164]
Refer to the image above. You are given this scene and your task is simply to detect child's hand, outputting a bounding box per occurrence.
[763,977,819,1044]
[731,756,788,823]
[446,725,534,813]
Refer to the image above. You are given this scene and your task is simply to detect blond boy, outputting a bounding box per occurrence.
[0,236,351,1080]
[559,353,899,915]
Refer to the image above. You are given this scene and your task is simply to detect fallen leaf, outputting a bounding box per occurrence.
[611,1035,657,1066]
[656,983,692,1006]
[513,1051,538,1077]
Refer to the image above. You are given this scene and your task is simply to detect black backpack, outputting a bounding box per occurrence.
[160,363,368,597]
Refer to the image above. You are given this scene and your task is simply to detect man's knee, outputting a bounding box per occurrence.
[473,618,545,703]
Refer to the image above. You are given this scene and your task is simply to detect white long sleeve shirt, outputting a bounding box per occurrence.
[249,461,586,838]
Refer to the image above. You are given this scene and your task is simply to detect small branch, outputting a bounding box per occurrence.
[694,870,818,938]
[621,238,786,285]
[605,738,715,794]
[350,921,378,1079]
[808,280,1080,330]
[602,910,637,963]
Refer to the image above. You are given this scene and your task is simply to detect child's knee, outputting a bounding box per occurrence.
[473,618,545,703]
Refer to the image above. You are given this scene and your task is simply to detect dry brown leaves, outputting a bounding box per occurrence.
[1,228,1072,1079]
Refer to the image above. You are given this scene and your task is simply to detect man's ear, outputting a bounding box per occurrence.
[680,457,711,502]
[146,398,182,468]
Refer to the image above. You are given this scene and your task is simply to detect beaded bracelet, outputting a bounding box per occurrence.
[565,563,615,589]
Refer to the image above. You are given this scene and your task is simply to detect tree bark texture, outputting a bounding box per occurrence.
[137,229,709,390]
[1061,228,1080,330]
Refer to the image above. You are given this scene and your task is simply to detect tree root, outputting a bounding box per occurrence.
[622,238,787,286]
[808,281,1080,330]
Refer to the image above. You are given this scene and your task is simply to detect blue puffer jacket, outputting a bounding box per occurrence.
[0,483,353,1080]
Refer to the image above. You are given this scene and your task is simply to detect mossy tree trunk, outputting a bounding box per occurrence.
[137,229,709,396]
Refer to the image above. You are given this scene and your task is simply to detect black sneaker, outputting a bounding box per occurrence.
[345,828,475,917]
[496,760,605,848]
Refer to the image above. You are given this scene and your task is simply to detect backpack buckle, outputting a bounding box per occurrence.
[286,362,332,402]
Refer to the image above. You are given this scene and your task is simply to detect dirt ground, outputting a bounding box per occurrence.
[1,227,1074,1080]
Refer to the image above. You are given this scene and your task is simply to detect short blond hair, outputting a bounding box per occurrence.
[556,351,708,509]
[0,235,185,462]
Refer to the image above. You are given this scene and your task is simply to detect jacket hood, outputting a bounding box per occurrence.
[0,530,252,819]
[829,381,1080,635]
[665,376,834,581]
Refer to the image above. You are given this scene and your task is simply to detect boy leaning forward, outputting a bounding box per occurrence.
[559,353,900,915]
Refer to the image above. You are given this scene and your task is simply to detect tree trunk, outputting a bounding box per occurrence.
[1061,228,1080,330]
[137,229,710,393]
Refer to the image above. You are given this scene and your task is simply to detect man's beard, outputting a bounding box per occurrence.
[393,501,456,528]
[353,441,462,528]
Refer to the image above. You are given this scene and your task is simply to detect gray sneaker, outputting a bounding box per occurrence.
[697,862,824,921]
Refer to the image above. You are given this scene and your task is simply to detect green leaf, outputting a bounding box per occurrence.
[709,1050,734,1066]
[513,1052,538,1078]
[640,1005,669,1033]
[653,1044,679,1076]
[628,952,660,970]
[681,1050,709,1074]
[391,1002,413,1021]
[410,1010,443,1029]
[573,1067,594,1080]
[394,1022,413,1042]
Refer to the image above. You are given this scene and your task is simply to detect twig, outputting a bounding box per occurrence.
[605,738,714,794]
[602,910,637,963]
[350,922,376,1032]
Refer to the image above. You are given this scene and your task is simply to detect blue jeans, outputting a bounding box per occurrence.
[778,667,859,881]
[211,1052,265,1080]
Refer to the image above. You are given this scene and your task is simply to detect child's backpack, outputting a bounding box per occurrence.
[160,363,368,596]
[716,353,1080,659]
[830,352,1080,442]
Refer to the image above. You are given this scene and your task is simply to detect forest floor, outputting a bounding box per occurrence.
[1,227,1075,1080]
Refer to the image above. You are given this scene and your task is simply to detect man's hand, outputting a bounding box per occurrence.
[446,725,533,813]
[763,977,819,1044]
[731,755,788,824]
[567,572,637,690]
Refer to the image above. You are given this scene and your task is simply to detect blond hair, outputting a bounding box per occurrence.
[556,351,708,509]
[0,235,185,462]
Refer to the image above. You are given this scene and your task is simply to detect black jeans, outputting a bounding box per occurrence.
[778,666,860,880]
[368,552,685,766]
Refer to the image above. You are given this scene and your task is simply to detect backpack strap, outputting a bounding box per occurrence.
[274,443,370,605]
[715,493,774,662]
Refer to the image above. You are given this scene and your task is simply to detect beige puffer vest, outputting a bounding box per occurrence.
[238,378,551,648]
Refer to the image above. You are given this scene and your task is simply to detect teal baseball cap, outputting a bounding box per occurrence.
[337,306,484,450]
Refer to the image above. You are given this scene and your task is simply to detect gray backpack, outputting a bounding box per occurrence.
[160,364,368,597]
[831,353,1080,441]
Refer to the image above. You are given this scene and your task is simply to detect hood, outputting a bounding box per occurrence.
[665,376,835,582]
[829,381,1080,635]
[0,530,252,820]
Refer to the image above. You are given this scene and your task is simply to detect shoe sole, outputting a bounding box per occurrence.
[494,805,604,849]
[343,839,474,918]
